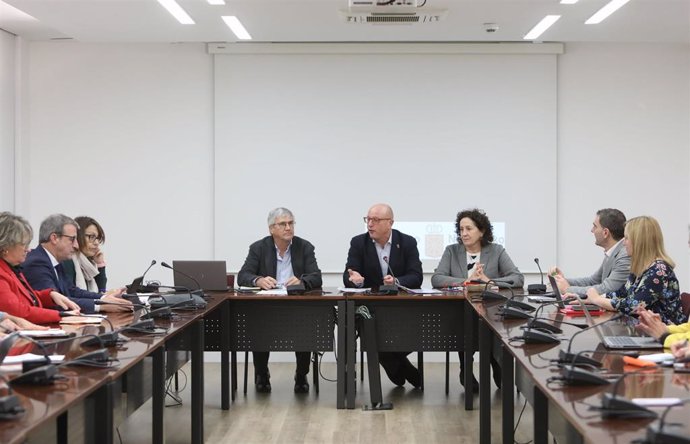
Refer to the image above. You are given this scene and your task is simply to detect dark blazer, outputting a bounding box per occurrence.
[237,236,322,290]
[22,246,100,313]
[343,229,423,289]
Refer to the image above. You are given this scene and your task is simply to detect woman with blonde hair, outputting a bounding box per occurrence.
[584,216,684,325]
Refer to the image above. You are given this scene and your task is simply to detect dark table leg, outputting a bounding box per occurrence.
[57,411,67,444]
[501,344,514,444]
[479,317,491,444]
[337,300,346,409]
[152,346,165,444]
[346,300,356,409]
[534,387,548,444]
[221,300,230,410]
[191,318,204,444]
[89,381,115,444]
[464,299,476,411]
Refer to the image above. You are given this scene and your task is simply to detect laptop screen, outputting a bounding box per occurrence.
[172,260,228,291]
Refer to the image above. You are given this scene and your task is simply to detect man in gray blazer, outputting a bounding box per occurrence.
[237,207,322,394]
[549,208,630,297]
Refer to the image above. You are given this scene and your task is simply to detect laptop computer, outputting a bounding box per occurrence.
[548,275,599,311]
[570,292,662,350]
[172,260,229,291]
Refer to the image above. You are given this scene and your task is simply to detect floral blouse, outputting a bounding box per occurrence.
[606,260,684,325]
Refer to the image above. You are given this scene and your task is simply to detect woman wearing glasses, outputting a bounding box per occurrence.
[431,208,524,392]
[584,215,684,325]
[62,216,108,292]
[0,212,81,323]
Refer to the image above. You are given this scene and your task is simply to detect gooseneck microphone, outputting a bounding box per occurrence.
[126,259,158,294]
[556,348,629,386]
[527,258,547,294]
[378,256,398,295]
[479,279,508,302]
[142,259,156,281]
[161,262,204,296]
[646,397,690,443]
[598,366,660,419]
[557,314,624,367]
[518,300,568,343]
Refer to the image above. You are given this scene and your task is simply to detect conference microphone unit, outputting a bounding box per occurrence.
[523,328,561,344]
[119,319,158,335]
[560,365,611,386]
[516,300,571,344]
[646,399,690,444]
[479,280,507,302]
[126,259,159,294]
[9,364,59,386]
[598,366,660,419]
[161,261,204,296]
[497,286,536,319]
[504,287,536,312]
[58,349,112,368]
[0,393,24,418]
[527,258,547,294]
[556,348,645,386]
[556,314,625,368]
[285,272,321,295]
[148,291,207,310]
[82,331,121,348]
[376,256,398,295]
[140,306,173,320]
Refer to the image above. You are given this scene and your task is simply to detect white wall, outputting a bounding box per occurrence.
[558,43,690,286]
[10,40,690,292]
[16,42,214,286]
[0,30,15,211]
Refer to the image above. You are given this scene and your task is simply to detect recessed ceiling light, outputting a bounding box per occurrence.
[222,16,252,40]
[523,15,561,40]
[560,0,579,4]
[207,0,226,4]
[157,0,195,25]
[585,0,631,24]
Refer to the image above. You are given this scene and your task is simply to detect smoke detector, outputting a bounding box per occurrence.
[340,0,447,24]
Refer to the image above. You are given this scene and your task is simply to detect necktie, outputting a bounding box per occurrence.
[54,263,68,295]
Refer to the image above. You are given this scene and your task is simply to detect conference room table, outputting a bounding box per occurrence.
[205,290,348,408]
[469,293,690,444]
[343,290,473,409]
[0,292,226,444]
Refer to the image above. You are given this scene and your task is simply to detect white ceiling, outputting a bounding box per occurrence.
[0,0,689,43]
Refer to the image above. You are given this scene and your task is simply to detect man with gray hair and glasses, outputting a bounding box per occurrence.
[23,214,130,313]
[238,207,323,394]
[549,208,630,297]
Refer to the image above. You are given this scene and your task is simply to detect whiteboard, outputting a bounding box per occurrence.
[214,50,557,274]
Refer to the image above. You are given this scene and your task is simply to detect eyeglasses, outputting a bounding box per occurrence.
[363,217,391,224]
[58,234,77,243]
[84,234,103,244]
[273,221,295,229]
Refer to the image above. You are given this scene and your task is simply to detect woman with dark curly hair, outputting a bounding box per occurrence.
[431,208,524,392]
[431,208,524,288]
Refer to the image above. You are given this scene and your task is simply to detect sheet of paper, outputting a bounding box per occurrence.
[59,316,105,324]
[337,287,371,293]
[638,353,674,363]
[18,329,70,338]
[256,288,288,295]
[2,353,65,365]
[632,397,683,407]
[404,288,444,295]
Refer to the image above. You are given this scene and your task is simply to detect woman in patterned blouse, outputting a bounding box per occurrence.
[584,216,685,325]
